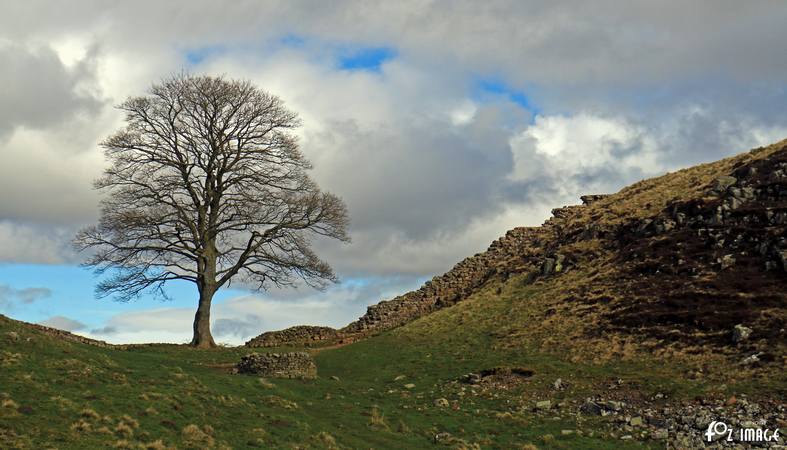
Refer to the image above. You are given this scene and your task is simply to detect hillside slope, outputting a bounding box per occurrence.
[251,139,787,373]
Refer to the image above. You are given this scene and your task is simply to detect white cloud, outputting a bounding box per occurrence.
[39,315,86,331]
[509,114,663,192]
[0,285,53,311]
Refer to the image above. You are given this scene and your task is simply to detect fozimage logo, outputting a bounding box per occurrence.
[705,420,780,443]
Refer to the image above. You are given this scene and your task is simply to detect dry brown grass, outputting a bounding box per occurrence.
[568,138,787,229]
[80,408,101,421]
[181,424,215,449]
[368,406,389,430]
[70,419,92,433]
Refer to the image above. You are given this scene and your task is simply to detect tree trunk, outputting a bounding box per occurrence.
[190,277,217,348]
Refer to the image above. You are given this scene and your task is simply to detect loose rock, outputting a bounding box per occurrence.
[732,324,753,343]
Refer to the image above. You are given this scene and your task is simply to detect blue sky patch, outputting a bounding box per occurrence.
[474,78,540,115]
[184,45,228,65]
[0,263,244,331]
[337,46,396,72]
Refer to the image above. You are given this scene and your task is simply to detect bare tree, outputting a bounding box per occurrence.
[75,74,349,348]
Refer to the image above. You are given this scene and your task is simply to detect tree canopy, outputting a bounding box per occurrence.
[75,74,349,347]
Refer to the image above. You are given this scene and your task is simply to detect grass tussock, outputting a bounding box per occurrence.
[368,406,389,430]
[181,424,215,449]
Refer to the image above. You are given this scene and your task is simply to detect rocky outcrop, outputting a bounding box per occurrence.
[580,194,609,205]
[600,147,787,351]
[236,352,317,379]
[245,326,339,348]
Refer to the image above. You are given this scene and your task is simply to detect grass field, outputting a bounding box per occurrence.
[4,271,781,450]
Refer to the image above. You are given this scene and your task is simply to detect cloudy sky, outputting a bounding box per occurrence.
[1,1,786,344]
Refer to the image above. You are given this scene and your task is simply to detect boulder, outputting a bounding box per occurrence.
[709,176,737,194]
[542,258,556,275]
[732,324,753,344]
[719,254,736,270]
[535,400,552,410]
[580,400,603,416]
[580,194,609,205]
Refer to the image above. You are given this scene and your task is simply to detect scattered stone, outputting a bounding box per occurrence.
[741,353,762,365]
[433,398,449,408]
[580,400,603,416]
[433,432,452,443]
[604,401,624,412]
[560,429,574,436]
[330,376,340,381]
[719,254,736,270]
[542,258,556,275]
[535,400,552,410]
[652,429,668,440]
[236,352,317,379]
[394,375,406,381]
[629,416,643,427]
[553,378,566,390]
[5,331,19,342]
[710,175,737,194]
[580,194,608,205]
[459,373,482,384]
[732,324,753,343]
[403,383,416,390]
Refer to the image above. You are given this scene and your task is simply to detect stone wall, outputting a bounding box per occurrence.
[236,352,317,379]
[245,326,339,347]
[340,225,560,335]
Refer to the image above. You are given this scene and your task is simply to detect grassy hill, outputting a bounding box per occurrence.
[2,139,786,449]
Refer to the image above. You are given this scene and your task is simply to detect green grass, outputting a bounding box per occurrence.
[1,275,780,449]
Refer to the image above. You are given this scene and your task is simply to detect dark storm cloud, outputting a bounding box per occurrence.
[0,0,784,278]
[0,43,102,138]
